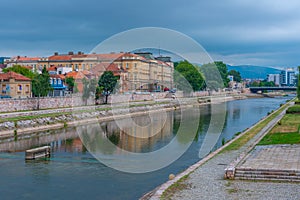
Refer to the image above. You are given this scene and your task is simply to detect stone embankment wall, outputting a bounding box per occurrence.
[0,91,243,113]
[0,93,171,113]
[0,102,182,133]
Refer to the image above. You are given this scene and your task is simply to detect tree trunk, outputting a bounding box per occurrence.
[37,94,40,110]
[105,95,108,104]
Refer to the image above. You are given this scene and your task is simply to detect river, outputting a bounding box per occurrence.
[0,96,293,200]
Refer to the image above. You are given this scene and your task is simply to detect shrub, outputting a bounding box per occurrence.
[295,100,300,105]
[286,105,300,114]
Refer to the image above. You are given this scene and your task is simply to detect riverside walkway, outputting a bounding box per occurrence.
[149,101,300,200]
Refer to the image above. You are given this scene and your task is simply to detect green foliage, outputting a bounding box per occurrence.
[65,77,75,93]
[201,61,229,90]
[3,65,36,79]
[98,71,118,104]
[82,78,97,105]
[95,86,103,100]
[32,67,52,97]
[228,69,242,82]
[259,132,300,145]
[286,105,300,114]
[174,60,205,92]
[250,80,275,87]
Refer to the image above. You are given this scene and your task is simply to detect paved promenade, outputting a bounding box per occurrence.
[149,102,300,200]
[239,144,300,172]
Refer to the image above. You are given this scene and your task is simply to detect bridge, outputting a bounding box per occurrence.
[249,86,297,93]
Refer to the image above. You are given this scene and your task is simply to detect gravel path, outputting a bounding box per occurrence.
[169,102,300,200]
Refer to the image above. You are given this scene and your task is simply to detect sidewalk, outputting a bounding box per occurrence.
[150,102,300,200]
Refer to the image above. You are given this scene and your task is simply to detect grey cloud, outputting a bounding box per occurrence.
[1,0,300,66]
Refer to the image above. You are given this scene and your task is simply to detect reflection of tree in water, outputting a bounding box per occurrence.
[108,131,120,146]
[78,123,117,155]
[232,108,241,120]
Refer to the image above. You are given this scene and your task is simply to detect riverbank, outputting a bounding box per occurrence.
[0,95,246,140]
[144,98,295,200]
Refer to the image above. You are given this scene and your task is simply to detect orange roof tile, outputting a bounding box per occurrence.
[47,66,57,71]
[48,55,73,61]
[0,71,31,81]
[65,71,87,80]
[15,56,40,61]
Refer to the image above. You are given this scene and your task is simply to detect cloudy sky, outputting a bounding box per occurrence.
[1,0,300,67]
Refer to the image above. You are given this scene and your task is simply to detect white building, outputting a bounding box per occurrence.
[267,74,280,86]
[280,69,296,86]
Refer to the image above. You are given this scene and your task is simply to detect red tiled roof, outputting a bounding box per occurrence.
[65,71,87,80]
[90,63,109,77]
[15,57,40,61]
[47,66,57,71]
[0,71,31,81]
[48,55,73,61]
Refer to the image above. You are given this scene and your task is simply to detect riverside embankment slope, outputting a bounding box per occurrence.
[0,95,246,140]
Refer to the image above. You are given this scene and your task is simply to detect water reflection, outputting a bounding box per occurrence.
[77,107,200,173]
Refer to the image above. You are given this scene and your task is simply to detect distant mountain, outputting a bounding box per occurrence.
[227,65,281,79]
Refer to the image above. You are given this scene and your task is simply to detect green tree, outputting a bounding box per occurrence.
[215,61,230,87]
[228,69,242,82]
[201,61,229,90]
[65,77,75,93]
[82,78,97,105]
[98,71,119,104]
[174,60,205,92]
[3,65,36,79]
[32,67,52,109]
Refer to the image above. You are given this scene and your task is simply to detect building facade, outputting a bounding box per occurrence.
[267,74,280,86]
[0,71,31,98]
[280,69,296,86]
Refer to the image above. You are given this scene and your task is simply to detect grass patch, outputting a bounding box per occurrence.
[226,188,238,194]
[0,112,73,123]
[221,101,291,152]
[258,111,300,145]
[258,132,300,145]
[161,175,190,200]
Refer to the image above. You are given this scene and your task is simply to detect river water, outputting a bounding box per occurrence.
[0,96,293,200]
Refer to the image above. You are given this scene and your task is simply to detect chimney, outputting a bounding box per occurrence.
[54,52,58,56]
[68,51,74,55]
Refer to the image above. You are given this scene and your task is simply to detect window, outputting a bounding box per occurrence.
[49,78,52,84]
[25,85,29,93]
[53,78,56,85]
[82,64,85,70]
[90,64,93,68]
[75,64,78,70]
[126,63,129,69]
[58,79,62,85]
[2,84,6,94]
[134,63,137,69]
[18,84,22,93]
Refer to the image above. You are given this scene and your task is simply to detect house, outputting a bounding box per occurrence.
[49,74,67,97]
[0,71,31,98]
[65,71,88,93]
[4,56,40,71]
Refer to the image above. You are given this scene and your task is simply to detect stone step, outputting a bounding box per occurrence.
[235,173,300,180]
[234,176,300,182]
[235,169,300,176]
[236,168,300,174]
